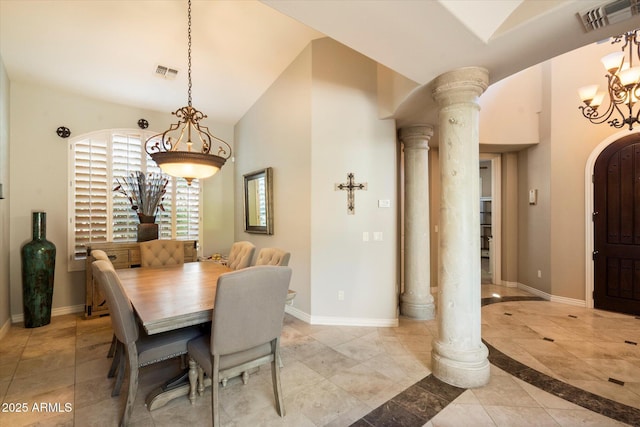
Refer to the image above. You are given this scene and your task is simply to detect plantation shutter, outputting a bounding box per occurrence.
[175,178,200,240]
[112,133,143,242]
[69,129,202,270]
[72,135,108,260]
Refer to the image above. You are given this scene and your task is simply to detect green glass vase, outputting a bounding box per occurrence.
[21,212,56,328]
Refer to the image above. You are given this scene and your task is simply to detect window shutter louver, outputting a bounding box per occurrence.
[175,178,200,240]
[73,136,108,259]
[69,130,202,270]
[112,134,143,242]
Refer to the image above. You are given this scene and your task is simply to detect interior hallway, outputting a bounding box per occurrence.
[1,283,639,426]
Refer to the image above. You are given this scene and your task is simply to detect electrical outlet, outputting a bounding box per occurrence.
[338,290,345,301]
[537,270,542,278]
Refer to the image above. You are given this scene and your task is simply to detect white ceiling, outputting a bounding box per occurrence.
[1,0,639,127]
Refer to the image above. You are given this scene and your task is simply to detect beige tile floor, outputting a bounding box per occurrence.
[1,283,638,426]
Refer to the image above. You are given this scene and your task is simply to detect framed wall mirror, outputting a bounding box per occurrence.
[243,167,273,234]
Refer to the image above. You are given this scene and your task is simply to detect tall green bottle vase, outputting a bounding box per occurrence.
[21,211,56,328]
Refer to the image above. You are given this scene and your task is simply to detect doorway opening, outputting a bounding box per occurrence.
[480,154,501,286]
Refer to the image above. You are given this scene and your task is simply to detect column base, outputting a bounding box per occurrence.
[400,300,435,320]
[431,341,490,388]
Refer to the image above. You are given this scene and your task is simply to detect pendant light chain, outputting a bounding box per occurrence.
[145,0,232,184]
[187,0,192,107]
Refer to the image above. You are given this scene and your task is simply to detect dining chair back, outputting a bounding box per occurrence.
[91,249,121,365]
[226,241,255,270]
[187,265,292,426]
[92,260,201,426]
[140,239,184,267]
[254,247,290,266]
[91,249,111,263]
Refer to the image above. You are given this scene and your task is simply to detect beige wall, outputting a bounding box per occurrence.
[501,152,518,283]
[546,40,633,300]
[235,38,398,324]
[511,39,638,301]
[0,55,10,333]
[310,38,398,322]
[235,44,313,314]
[8,81,234,320]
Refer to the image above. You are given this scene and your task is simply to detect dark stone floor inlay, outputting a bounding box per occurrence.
[351,295,640,426]
[351,375,465,427]
[485,340,640,426]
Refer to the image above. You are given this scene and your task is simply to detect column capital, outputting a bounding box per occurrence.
[398,125,434,149]
[432,67,489,106]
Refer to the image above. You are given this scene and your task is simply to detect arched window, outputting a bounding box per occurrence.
[67,129,200,270]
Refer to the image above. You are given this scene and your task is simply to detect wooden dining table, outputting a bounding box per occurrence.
[117,261,231,335]
[116,261,296,409]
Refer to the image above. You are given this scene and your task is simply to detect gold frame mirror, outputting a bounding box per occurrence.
[243,167,273,234]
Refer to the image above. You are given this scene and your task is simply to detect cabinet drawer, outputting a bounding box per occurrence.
[129,248,141,266]
[104,249,130,268]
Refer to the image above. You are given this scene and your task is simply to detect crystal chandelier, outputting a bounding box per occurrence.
[578,29,640,131]
[146,0,231,185]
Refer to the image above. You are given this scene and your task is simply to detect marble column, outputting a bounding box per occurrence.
[399,125,435,320]
[431,67,490,388]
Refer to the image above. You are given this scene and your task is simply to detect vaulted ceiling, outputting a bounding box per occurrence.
[1,0,637,127]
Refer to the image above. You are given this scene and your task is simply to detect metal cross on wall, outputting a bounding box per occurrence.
[335,173,367,215]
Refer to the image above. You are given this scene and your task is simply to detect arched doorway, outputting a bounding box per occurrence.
[592,133,640,315]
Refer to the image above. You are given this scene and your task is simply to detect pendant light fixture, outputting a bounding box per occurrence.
[578,29,640,131]
[146,0,231,185]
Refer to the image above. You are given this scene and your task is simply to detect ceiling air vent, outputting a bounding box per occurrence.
[154,65,178,80]
[578,0,639,32]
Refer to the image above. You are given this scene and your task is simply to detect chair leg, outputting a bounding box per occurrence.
[188,357,197,405]
[197,365,204,396]
[271,342,285,417]
[108,340,121,378]
[120,349,138,427]
[112,348,126,397]
[107,334,117,358]
[212,355,221,427]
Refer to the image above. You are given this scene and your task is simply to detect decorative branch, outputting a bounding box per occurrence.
[114,171,168,219]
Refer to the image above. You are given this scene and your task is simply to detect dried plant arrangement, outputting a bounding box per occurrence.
[114,171,168,221]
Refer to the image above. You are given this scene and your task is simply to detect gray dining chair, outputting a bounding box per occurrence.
[91,250,121,373]
[226,241,255,270]
[187,265,292,427]
[92,260,202,427]
[254,247,290,266]
[140,239,184,267]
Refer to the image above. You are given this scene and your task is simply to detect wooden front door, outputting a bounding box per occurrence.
[594,133,640,315]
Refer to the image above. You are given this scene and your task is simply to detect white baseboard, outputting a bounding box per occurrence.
[550,294,587,307]
[310,315,398,327]
[285,305,398,327]
[501,280,519,288]
[515,283,586,307]
[285,305,311,323]
[10,304,85,324]
[516,283,551,300]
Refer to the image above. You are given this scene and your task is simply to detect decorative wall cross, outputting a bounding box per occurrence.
[335,173,367,215]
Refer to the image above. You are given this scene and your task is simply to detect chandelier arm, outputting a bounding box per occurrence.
[579,30,640,131]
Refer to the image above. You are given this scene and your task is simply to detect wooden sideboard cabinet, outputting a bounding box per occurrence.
[84,240,198,319]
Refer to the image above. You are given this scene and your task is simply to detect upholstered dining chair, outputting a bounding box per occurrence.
[226,241,255,270]
[140,239,184,267]
[92,260,202,427]
[255,247,290,266]
[91,250,122,372]
[187,265,292,427]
